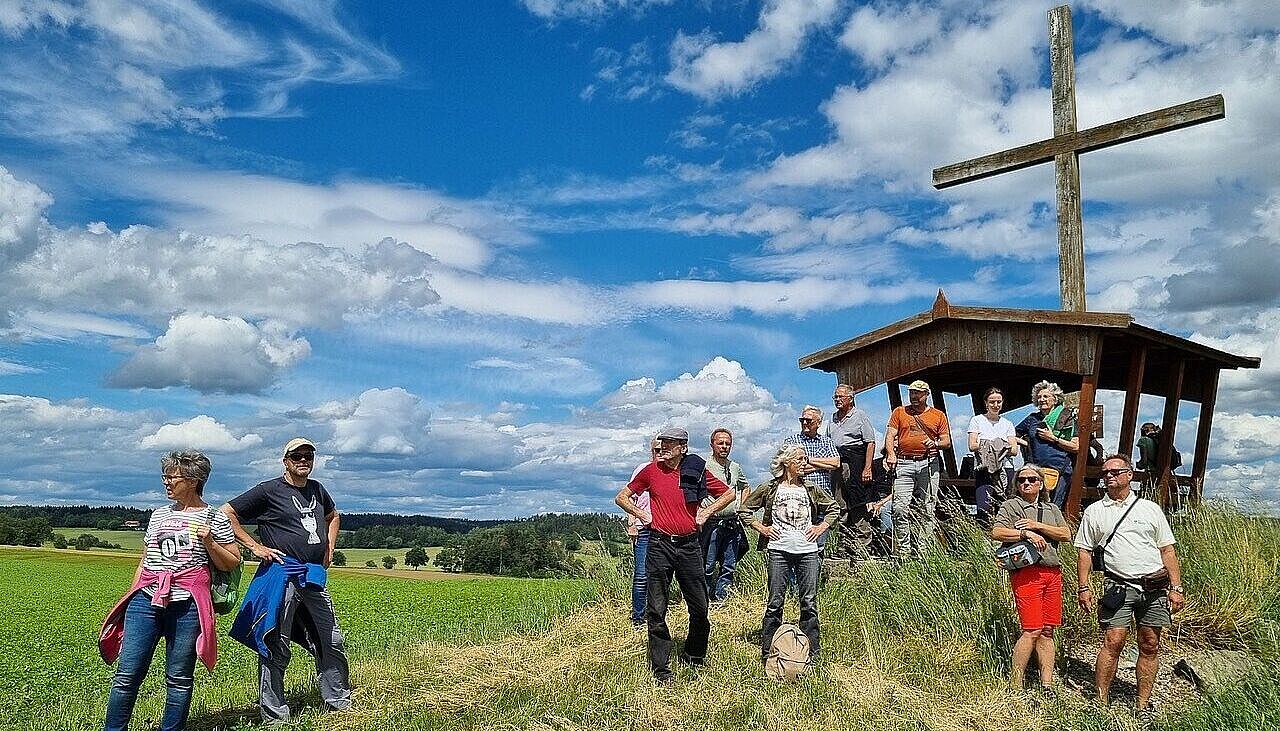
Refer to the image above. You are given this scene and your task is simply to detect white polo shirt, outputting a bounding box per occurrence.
[1074,490,1174,580]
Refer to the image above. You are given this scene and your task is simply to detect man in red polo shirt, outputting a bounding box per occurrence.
[615,426,733,683]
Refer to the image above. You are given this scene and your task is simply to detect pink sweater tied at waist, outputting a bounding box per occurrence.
[98,564,219,671]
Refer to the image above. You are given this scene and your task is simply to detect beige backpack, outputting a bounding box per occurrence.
[764,623,811,681]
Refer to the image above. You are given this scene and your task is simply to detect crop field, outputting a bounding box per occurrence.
[0,547,595,730]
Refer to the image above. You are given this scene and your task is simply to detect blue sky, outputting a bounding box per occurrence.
[1,0,1278,517]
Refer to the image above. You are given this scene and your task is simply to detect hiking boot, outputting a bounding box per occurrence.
[654,670,675,686]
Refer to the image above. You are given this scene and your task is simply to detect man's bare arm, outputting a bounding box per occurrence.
[221,503,284,563]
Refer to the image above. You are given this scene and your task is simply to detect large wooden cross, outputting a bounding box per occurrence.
[932,5,1224,312]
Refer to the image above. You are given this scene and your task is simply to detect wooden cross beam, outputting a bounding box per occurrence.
[931,5,1225,312]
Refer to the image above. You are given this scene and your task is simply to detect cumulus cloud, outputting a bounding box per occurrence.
[108,314,309,394]
[1165,236,1280,311]
[139,415,263,452]
[326,387,431,456]
[666,0,843,100]
[0,167,441,333]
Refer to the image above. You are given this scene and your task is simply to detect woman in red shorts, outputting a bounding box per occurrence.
[992,464,1072,691]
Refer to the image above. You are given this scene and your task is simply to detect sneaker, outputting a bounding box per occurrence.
[654,670,675,686]
[677,652,705,667]
[1039,686,1058,701]
[1135,703,1157,722]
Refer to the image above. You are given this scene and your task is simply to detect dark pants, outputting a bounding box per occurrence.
[646,531,710,676]
[975,467,1014,526]
[762,549,821,660]
[259,582,352,722]
[701,517,747,601]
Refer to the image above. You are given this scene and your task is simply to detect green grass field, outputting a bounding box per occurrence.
[11,504,1280,730]
[0,547,594,730]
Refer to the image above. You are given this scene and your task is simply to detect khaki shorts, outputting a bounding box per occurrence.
[1098,578,1172,628]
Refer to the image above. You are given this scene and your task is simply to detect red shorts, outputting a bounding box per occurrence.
[1010,565,1063,631]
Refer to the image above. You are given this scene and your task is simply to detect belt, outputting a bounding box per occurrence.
[898,454,937,461]
[650,529,700,544]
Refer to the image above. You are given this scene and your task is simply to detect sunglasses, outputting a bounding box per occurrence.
[798,418,818,424]
[161,473,188,483]
[1016,475,1041,484]
[1100,468,1131,478]
[286,451,315,462]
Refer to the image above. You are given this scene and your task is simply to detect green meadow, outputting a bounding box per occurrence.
[6,503,1279,730]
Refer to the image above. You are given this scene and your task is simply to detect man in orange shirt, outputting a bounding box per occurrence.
[884,380,951,557]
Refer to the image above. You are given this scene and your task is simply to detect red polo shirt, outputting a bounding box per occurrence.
[627,461,729,536]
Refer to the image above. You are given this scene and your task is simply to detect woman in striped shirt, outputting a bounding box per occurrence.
[102,450,241,731]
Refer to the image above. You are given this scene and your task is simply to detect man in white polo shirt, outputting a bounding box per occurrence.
[1074,453,1185,717]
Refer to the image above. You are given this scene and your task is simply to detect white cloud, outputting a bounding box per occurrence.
[140,414,263,452]
[666,0,843,100]
[108,314,310,394]
[0,359,38,375]
[0,167,442,332]
[1209,412,1280,464]
[0,0,399,142]
[470,356,605,396]
[130,170,526,271]
[1204,460,1280,513]
[621,276,933,317]
[521,0,670,21]
[328,387,431,456]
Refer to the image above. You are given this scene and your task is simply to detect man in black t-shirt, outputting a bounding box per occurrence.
[223,437,352,722]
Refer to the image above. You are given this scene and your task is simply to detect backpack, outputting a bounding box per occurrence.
[205,507,244,615]
[764,623,811,682]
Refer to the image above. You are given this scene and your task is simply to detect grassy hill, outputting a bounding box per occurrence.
[6,503,1276,730]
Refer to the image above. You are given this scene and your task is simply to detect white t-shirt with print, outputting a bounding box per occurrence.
[142,505,236,601]
[769,484,819,554]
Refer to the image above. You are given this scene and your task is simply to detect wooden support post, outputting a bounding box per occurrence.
[1191,368,1219,506]
[1156,358,1186,511]
[887,381,903,410]
[971,391,985,416]
[1117,345,1147,457]
[931,388,958,478]
[1067,337,1104,521]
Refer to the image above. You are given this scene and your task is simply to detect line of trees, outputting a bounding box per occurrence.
[430,524,582,578]
[0,505,150,529]
[0,515,54,546]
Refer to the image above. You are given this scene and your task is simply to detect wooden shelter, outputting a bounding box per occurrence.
[799,292,1260,519]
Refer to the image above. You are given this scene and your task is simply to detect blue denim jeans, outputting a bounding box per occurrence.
[762,549,820,660]
[701,517,747,601]
[630,528,649,624]
[104,593,200,731]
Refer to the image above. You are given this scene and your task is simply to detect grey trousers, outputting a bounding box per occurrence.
[259,581,352,721]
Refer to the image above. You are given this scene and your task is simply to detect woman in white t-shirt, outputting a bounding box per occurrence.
[968,387,1018,526]
[102,450,240,731]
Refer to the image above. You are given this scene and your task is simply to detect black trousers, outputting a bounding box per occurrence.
[645,531,710,675]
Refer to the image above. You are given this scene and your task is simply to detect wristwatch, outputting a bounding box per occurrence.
[1168,584,1185,594]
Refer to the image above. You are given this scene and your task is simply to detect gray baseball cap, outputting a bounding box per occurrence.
[655,427,689,442]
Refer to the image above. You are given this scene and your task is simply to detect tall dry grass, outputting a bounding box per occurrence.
[289,502,1280,730]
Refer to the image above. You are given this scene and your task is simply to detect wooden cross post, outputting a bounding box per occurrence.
[932,5,1224,312]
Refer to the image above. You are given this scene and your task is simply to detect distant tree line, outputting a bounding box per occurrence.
[335,525,457,549]
[0,505,151,530]
[430,524,583,578]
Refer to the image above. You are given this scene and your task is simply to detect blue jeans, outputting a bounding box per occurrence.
[630,528,649,624]
[104,593,200,731]
[701,517,747,601]
[975,467,1014,523]
[762,549,821,660]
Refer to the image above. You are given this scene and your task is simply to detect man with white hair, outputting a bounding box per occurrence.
[615,427,734,684]
[827,384,878,560]
[884,380,951,556]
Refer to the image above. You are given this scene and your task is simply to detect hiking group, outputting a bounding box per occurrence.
[616,379,1185,721]
[94,377,1185,728]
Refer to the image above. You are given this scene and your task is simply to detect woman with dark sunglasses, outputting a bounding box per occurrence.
[991,464,1071,693]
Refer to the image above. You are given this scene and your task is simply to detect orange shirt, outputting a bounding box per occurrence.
[888,406,950,457]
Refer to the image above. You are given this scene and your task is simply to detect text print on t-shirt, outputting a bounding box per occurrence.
[154,518,197,561]
[292,494,322,544]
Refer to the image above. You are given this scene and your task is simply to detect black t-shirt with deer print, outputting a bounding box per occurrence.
[229,477,337,565]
